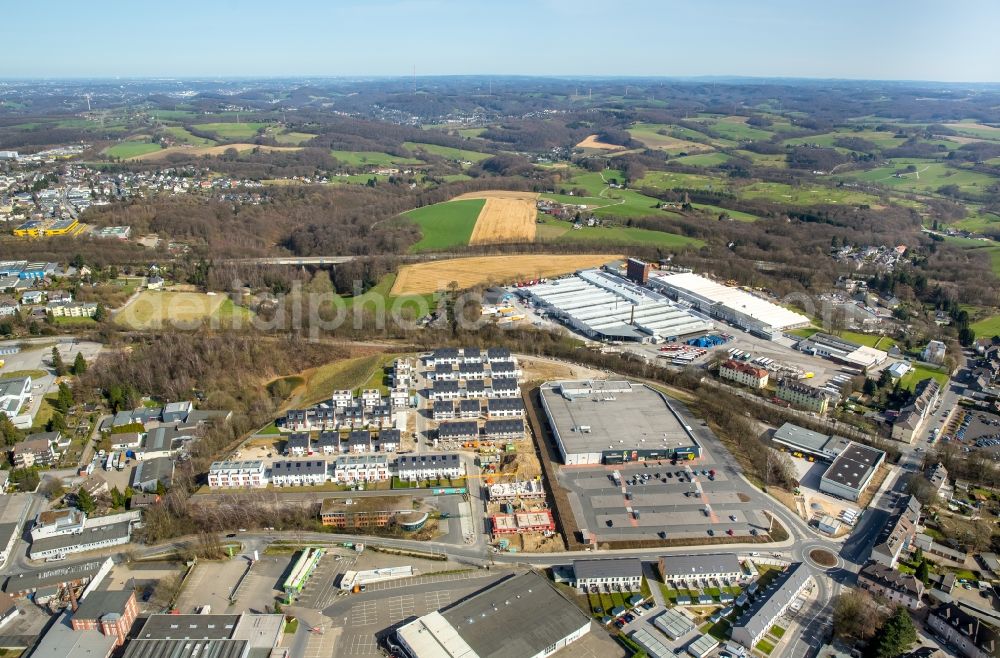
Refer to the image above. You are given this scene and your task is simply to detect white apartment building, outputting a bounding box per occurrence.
[334,454,390,484]
[208,460,267,489]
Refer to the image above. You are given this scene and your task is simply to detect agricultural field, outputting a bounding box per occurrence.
[738,181,882,206]
[693,115,774,142]
[273,131,316,145]
[639,170,730,192]
[691,203,758,222]
[837,161,996,196]
[944,121,1000,142]
[390,254,621,295]
[191,122,268,140]
[464,192,539,245]
[672,152,732,167]
[402,141,491,162]
[114,291,227,329]
[536,222,703,248]
[330,150,421,167]
[627,123,714,153]
[575,134,626,151]
[403,198,486,252]
[784,129,909,150]
[161,126,216,146]
[103,141,162,159]
[133,144,300,162]
[734,150,788,168]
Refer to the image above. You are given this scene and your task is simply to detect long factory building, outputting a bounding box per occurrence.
[524,269,714,343]
[649,271,810,340]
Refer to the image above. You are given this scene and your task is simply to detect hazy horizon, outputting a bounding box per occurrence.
[5,0,1000,82]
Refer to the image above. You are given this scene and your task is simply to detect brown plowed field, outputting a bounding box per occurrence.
[390,254,621,295]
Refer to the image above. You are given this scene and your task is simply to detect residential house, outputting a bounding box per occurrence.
[487,398,524,418]
[871,495,921,568]
[316,432,340,455]
[432,400,455,420]
[571,558,643,592]
[490,378,520,399]
[285,433,311,456]
[333,454,389,484]
[458,399,481,419]
[375,429,400,453]
[719,360,769,390]
[0,376,31,419]
[207,460,267,489]
[892,378,941,443]
[927,603,999,658]
[776,379,829,414]
[857,562,924,610]
[483,419,524,441]
[270,460,327,487]
[437,422,478,443]
[923,340,947,366]
[396,453,464,482]
[927,462,950,499]
[11,436,56,467]
[348,430,372,453]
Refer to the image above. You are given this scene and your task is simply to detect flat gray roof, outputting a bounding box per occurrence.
[654,607,696,639]
[3,559,106,592]
[822,442,885,491]
[30,520,132,556]
[573,558,643,580]
[540,380,695,456]
[136,614,241,640]
[660,554,742,578]
[439,572,590,658]
[772,422,850,456]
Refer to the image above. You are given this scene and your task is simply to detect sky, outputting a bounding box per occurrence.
[4,0,1000,82]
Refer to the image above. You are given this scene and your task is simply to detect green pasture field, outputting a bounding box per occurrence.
[192,122,268,140]
[639,170,730,192]
[954,210,1000,233]
[694,115,774,142]
[972,314,1000,339]
[739,181,881,206]
[458,128,486,138]
[103,142,162,158]
[672,152,731,167]
[539,223,704,249]
[403,198,486,252]
[837,161,996,195]
[274,131,316,145]
[734,150,788,168]
[691,203,758,222]
[330,150,421,167]
[150,110,200,120]
[628,122,718,151]
[402,141,491,162]
[162,126,215,146]
[784,129,908,150]
[945,121,1000,142]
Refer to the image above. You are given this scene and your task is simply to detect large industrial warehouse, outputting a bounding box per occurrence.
[539,379,701,465]
[648,271,810,339]
[396,571,591,658]
[525,269,714,343]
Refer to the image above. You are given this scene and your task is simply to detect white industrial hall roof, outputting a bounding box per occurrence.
[652,272,810,331]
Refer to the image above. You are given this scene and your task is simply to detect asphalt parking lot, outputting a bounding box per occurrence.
[175,554,292,614]
[559,461,769,542]
[0,339,102,424]
[322,571,510,658]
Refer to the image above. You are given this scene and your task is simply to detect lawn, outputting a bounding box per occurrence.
[330,150,421,167]
[971,314,1000,338]
[338,273,437,316]
[192,122,267,140]
[0,369,47,380]
[104,141,162,159]
[899,365,950,391]
[546,224,704,249]
[403,198,486,252]
[294,354,393,407]
[402,141,491,162]
[836,330,897,350]
[769,625,786,639]
[756,639,776,655]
